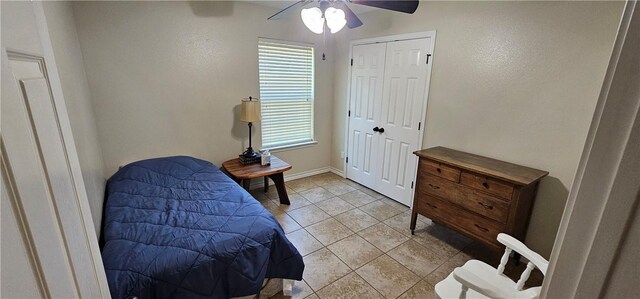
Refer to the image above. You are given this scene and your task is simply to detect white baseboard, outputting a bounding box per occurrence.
[329,167,345,178]
[248,166,333,190]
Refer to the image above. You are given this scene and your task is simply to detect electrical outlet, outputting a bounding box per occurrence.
[340,151,345,158]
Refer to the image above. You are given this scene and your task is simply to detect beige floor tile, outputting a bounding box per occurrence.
[303,294,319,299]
[334,208,380,232]
[356,255,420,298]
[358,223,410,252]
[328,234,383,270]
[270,193,312,213]
[424,260,459,286]
[306,218,354,245]
[339,179,364,190]
[380,197,410,212]
[316,272,383,299]
[299,187,335,203]
[360,188,385,199]
[310,173,342,186]
[286,229,324,256]
[383,213,429,236]
[360,200,404,221]
[397,279,438,299]
[387,240,448,277]
[338,190,377,207]
[315,197,356,216]
[287,178,319,193]
[250,189,271,202]
[263,200,286,216]
[287,205,331,227]
[322,181,357,196]
[273,213,302,233]
[303,248,352,291]
[264,186,296,201]
[412,229,468,259]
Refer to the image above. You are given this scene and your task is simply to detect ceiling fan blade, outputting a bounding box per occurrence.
[349,0,419,14]
[337,2,363,29]
[268,0,309,20]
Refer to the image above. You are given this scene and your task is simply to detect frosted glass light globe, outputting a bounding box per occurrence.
[325,7,346,34]
[301,7,324,34]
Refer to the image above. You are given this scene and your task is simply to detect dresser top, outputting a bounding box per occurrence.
[414,146,548,185]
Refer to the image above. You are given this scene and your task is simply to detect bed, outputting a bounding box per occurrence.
[100,156,304,298]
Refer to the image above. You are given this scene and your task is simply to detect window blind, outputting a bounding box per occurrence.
[258,39,314,149]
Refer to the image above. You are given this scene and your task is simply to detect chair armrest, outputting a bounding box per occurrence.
[452,268,520,299]
[497,233,548,273]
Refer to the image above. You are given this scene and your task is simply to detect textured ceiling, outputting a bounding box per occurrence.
[244,0,377,14]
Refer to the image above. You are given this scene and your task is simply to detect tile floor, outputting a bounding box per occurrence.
[250,172,543,299]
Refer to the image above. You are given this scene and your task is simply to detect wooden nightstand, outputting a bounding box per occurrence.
[222,156,292,205]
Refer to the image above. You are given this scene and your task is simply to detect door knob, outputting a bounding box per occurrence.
[378,127,385,133]
[373,127,379,132]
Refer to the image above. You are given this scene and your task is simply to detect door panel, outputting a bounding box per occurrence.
[1,1,108,297]
[376,38,431,205]
[346,43,386,186]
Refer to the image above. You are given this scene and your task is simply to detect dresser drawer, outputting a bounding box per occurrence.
[460,171,514,200]
[416,194,504,244]
[419,159,461,183]
[417,175,510,223]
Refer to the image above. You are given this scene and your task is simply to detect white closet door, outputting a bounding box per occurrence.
[346,43,386,187]
[376,38,431,205]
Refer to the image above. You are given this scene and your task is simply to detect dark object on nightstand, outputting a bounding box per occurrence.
[222,155,292,205]
[239,153,261,165]
[411,146,548,254]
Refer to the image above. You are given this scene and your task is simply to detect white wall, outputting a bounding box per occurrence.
[332,1,622,257]
[72,1,334,178]
[42,1,106,234]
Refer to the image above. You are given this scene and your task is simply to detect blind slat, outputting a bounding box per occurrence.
[259,39,314,148]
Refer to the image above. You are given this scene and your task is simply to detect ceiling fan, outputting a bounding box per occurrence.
[268,0,419,34]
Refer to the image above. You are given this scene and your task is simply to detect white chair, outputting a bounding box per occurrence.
[435,233,548,299]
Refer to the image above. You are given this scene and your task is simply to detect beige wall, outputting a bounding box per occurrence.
[332,1,622,257]
[42,1,107,234]
[72,1,334,178]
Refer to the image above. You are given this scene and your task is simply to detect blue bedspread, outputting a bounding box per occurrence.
[101,156,304,298]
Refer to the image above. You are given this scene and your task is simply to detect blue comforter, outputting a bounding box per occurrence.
[101,156,304,298]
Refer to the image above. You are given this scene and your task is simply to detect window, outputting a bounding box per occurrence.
[258,39,315,150]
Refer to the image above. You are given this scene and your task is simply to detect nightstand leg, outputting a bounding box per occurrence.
[269,173,290,205]
[264,176,269,193]
[242,179,251,191]
[410,211,418,235]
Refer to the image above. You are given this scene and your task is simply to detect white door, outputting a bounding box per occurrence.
[376,38,431,205]
[1,1,109,298]
[346,43,386,187]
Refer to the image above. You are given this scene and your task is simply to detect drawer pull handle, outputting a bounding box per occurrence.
[482,181,490,188]
[474,224,489,232]
[428,184,440,190]
[477,202,494,210]
[426,203,438,209]
[436,168,442,173]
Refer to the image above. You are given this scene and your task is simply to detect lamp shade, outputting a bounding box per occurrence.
[240,98,260,122]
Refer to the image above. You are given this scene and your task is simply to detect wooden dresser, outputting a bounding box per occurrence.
[411,147,548,251]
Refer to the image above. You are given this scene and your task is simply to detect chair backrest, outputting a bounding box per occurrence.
[496,233,549,291]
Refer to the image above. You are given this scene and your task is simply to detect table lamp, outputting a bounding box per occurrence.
[240,96,260,159]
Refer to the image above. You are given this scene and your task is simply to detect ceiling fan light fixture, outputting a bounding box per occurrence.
[301,7,324,34]
[325,7,347,33]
